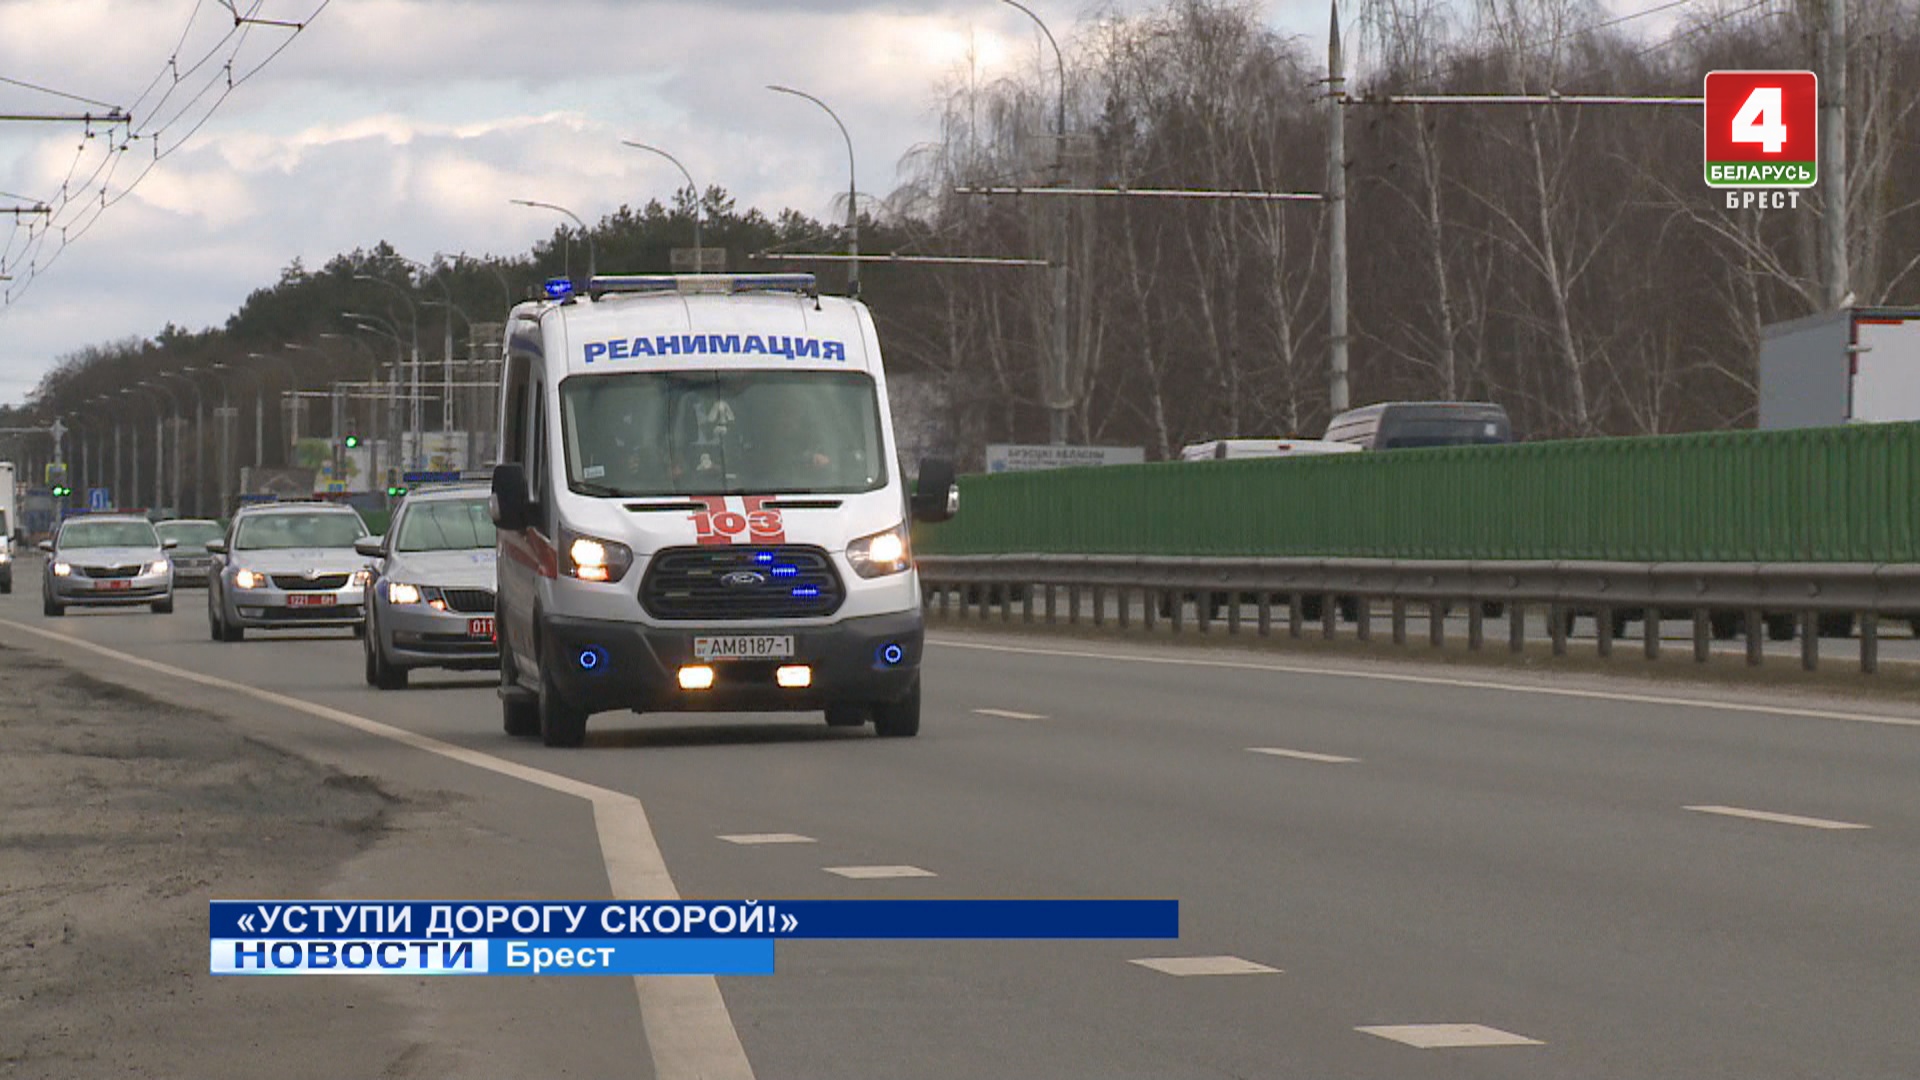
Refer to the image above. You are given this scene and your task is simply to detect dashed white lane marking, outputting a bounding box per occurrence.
[1247,746,1361,764]
[1684,805,1870,830]
[719,833,817,845]
[823,865,937,879]
[1129,956,1280,976]
[973,708,1049,720]
[0,618,753,1080]
[932,636,1920,730]
[1357,1024,1545,1048]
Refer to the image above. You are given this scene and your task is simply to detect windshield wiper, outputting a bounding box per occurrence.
[573,480,627,497]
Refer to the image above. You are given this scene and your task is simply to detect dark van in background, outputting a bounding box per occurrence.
[1323,401,1513,450]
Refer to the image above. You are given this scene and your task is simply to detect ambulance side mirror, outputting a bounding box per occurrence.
[491,463,534,532]
[911,458,959,524]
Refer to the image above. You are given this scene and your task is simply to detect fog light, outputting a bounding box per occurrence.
[878,643,904,667]
[678,665,715,690]
[578,646,608,673]
[776,665,812,689]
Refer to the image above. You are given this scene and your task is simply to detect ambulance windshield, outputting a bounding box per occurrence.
[560,370,888,497]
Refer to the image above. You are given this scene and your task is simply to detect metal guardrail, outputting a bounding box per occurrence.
[917,555,1920,675]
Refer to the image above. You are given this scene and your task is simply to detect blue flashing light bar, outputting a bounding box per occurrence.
[753,552,775,564]
[791,586,821,598]
[544,277,575,300]
[771,566,798,578]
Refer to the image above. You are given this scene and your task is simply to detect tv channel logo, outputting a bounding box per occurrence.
[1704,70,1817,195]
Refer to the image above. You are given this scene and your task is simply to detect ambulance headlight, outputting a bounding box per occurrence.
[561,528,633,584]
[846,524,912,579]
[147,560,169,576]
[387,582,423,605]
[53,561,72,577]
[234,568,265,589]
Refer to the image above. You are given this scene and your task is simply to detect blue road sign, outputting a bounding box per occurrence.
[88,487,111,512]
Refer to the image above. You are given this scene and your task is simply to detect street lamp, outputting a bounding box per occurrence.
[998,0,1073,445]
[247,350,302,461]
[169,367,223,516]
[767,85,860,296]
[138,380,179,514]
[621,141,703,255]
[353,274,425,468]
[1000,0,1067,180]
[509,199,597,281]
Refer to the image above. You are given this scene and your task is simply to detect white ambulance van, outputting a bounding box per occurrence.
[488,274,958,747]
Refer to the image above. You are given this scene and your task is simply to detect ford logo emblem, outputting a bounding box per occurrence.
[721,571,767,588]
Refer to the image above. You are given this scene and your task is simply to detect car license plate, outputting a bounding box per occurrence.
[102,580,131,591]
[287,593,336,608]
[468,618,495,640]
[694,635,793,661]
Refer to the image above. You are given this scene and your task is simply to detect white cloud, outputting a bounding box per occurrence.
[0,0,1676,406]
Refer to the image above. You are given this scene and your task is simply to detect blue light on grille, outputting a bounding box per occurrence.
[791,587,820,599]
[754,552,775,564]
[772,565,798,578]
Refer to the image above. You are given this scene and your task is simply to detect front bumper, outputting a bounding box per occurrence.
[229,584,367,627]
[539,609,924,715]
[51,571,171,604]
[381,601,498,670]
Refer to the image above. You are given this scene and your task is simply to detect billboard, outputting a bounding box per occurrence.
[984,444,1147,474]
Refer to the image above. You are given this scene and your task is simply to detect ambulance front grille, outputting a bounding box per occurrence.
[640,545,843,620]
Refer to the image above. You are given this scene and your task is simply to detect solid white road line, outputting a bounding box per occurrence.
[0,618,754,1080]
[932,636,1920,730]
[1684,805,1870,830]
[719,833,817,845]
[822,865,937,879]
[1129,956,1280,976]
[972,708,1049,720]
[1356,1024,1544,1048]
[1246,747,1361,764]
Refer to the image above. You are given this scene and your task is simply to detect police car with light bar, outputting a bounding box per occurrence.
[488,273,959,747]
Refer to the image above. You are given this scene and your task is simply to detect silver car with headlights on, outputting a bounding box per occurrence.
[155,518,223,587]
[40,514,176,616]
[206,502,371,641]
[359,484,499,689]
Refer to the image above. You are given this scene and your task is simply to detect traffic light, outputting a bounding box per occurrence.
[344,433,361,449]
[386,484,408,498]
[51,484,73,498]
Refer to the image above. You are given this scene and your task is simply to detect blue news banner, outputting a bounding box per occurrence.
[209,900,1178,977]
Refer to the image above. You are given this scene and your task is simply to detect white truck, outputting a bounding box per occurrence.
[0,462,17,593]
[1758,307,1920,429]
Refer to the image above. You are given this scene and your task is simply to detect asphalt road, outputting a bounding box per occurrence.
[5,566,1919,1079]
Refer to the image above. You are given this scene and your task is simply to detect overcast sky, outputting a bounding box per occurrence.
[0,0,1688,408]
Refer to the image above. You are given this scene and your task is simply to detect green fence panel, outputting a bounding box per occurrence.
[915,422,1920,563]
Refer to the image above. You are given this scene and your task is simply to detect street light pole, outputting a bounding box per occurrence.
[344,315,408,484]
[166,369,213,516]
[767,85,860,297]
[622,141,704,256]
[353,274,424,471]
[322,331,386,489]
[995,0,1072,444]
[1327,0,1350,414]
[142,381,182,516]
[509,199,597,281]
